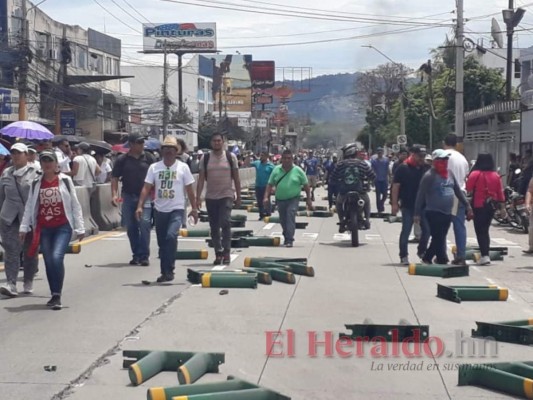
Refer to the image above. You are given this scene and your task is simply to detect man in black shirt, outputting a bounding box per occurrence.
[332,145,376,232]
[111,134,155,266]
[391,145,430,265]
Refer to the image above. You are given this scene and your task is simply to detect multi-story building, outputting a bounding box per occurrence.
[0,0,130,140]
[122,54,215,148]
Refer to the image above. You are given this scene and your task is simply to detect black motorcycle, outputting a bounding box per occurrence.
[341,191,368,247]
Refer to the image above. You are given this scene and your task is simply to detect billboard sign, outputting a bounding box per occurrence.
[143,23,217,53]
[253,93,273,105]
[250,61,275,89]
[60,109,76,135]
[212,54,253,115]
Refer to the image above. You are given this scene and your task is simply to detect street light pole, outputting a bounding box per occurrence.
[362,45,406,137]
[455,0,465,138]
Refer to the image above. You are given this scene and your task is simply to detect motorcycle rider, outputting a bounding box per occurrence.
[332,144,376,233]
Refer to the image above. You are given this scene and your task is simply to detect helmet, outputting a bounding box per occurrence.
[342,143,359,158]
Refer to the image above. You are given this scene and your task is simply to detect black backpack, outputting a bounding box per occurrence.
[203,150,234,179]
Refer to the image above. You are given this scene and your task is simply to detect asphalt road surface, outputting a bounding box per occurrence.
[1,187,533,399]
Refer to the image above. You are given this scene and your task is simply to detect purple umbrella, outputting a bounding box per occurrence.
[0,121,54,140]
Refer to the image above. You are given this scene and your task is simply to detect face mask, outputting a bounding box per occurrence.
[433,159,448,178]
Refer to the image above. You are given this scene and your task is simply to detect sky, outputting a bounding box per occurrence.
[36,0,533,77]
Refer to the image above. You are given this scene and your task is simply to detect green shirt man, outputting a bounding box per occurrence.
[268,164,309,200]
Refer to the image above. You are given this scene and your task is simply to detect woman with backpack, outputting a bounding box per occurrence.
[19,150,85,310]
[466,153,506,265]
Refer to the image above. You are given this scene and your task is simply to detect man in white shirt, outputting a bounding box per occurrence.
[72,142,101,187]
[53,138,73,175]
[136,136,198,283]
[444,134,470,264]
[95,154,112,184]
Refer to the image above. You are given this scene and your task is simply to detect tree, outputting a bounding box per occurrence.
[198,112,217,149]
[170,106,193,125]
[357,37,506,151]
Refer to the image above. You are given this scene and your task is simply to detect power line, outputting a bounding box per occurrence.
[121,0,152,23]
[92,0,141,33]
[160,0,452,26]
[110,0,145,24]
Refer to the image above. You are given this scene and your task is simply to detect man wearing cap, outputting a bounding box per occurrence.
[414,149,472,265]
[252,149,274,220]
[371,147,390,215]
[111,133,155,266]
[443,134,470,265]
[136,136,198,282]
[190,150,203,174]
[0,143,40,297]
[72,142,100,187]
[391,145,430,265]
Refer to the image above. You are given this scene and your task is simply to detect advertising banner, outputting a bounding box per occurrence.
[142,23,217,53]
[250,61,275,89]
[211,54,253,115]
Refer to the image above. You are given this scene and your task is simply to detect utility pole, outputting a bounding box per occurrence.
[18,0,29,121]
[506,0,514,100]
[177,52,184,117]
[455,0,465,138]
[162,41,169,136]
[54,26,68,135]
[399,66,405,137]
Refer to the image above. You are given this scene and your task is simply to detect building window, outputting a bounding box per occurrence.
[106,57,112,75]
[77,45,87,69]
[89,53,103,73]
[34,32,50,59]
[113,59,120,75]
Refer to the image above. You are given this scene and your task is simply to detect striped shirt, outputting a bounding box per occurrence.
[200,151,239,200]
[331,158,376,194]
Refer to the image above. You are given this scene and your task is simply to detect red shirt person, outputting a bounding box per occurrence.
[465,153,506,265]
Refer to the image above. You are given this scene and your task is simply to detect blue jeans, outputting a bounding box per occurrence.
[277,197,300,244]
[122,192,152,261]
[255,186,270,218]
[375,180,388,213]
[452,202,467,260]
[154,210,184,277]
[399,208,430,259]
[40,223,72,295]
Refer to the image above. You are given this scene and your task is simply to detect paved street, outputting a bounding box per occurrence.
[2,187,533,399]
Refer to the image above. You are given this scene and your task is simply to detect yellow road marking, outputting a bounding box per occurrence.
[0,231,119,272]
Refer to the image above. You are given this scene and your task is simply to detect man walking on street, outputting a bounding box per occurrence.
[304,150,319,201]
[252,149,274,220]
[443,134,470,265]
[371,147,390,214]
[391,145,430,265]
[196,133,241,265]
[136,136,198,282]
[111,133,155,266]
[264,149,312,247]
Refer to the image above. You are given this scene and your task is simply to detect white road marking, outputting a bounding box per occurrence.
[263,223,275,230]
[492,238,518,245]
[333,233,351,241]
[212,266,226,271]
[270,232,283,237]
[365,234,381,240]
[302,233,318,240]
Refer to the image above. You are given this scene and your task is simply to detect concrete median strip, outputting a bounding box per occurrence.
[408,263,469,278]
[472,319,533,345]
[458,361,533,399]
[339,319,430,343]
[437,284,509,303]
[123,350,225,386]
[187,269,258,289]
[147,375,290,400]
[175,250,209,260]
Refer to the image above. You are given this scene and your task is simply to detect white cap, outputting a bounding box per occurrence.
[197,150,204,155]
[11,143,28,153]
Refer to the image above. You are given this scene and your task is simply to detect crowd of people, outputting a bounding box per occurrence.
[0,129,522,310]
